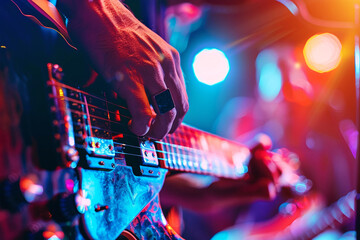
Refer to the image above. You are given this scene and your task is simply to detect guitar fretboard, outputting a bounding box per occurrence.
[47,75,250,179]
[160,125,251,179]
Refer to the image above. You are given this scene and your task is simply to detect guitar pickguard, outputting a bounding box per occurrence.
[79,167,168,240]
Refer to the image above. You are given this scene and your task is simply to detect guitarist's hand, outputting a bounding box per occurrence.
[57,0,189,139]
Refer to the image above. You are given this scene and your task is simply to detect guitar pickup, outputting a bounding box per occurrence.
[140,140,159,166]
[86,137,115,158]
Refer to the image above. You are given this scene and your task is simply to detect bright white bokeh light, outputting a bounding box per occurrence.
[192,48,230,85]
[303,33,342,73]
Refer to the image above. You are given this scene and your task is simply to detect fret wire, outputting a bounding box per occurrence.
[166,138,173,168]
[83,94,93,137]
[104,91,111,122]
[176,130,185,170]
[174,130,182,169]
[182,129,194,171]
[193,128,202,172]
[168,131,177,169]
[182,131,190,170]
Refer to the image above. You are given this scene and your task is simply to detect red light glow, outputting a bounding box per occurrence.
[20,175,43,202]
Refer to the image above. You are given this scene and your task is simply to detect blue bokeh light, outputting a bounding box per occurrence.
[256,49,283,101]
[258,62,283,101]
[192,48,230,86]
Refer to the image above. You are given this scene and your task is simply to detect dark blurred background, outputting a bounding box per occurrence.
[128,0,359,239]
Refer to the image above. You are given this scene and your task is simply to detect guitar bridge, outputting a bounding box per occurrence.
[140,140,159,166]
[85,137,115,158]
[84,137,116,171]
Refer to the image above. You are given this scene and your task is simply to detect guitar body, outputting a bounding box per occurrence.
[0,39,176,240]
[123,196,182,240]
[78,167,168,240]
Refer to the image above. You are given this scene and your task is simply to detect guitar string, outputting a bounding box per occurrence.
[50,91,243,150]
[49,81,128,111]
[73,140,219,173]
[69,112,215,159]
[68,110,247,175]
[73,131,208,165]
[71,118,237,174]
[76,140,233,176]
[67,108,249,176]
[52,86,293,180]
[72,122,224,163]
[51,95,131,120]
[50,81,223,144]
[73,122,236,167]
[49,84,246,167]
[110,150,226,175]
[67,107,234,158]
[57,96,216,150]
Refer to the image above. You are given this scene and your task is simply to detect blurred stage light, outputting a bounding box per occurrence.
[256,49,282,102]
[276,0,299,15]
[192,48,230,86]
[258,62,282,101]
[303,33,342,73]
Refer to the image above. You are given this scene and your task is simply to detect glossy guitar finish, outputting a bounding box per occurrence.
[126,196,183,240]
[78,167,167,240]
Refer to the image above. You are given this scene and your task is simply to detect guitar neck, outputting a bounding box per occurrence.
[158,125,251,179]
[45,73,251,179]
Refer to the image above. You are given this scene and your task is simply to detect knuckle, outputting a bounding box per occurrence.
[162,53,175,68]
[168,108,177,120]
[177,101,189,117]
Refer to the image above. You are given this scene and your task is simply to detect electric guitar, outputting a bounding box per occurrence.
[0,1,306,239]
